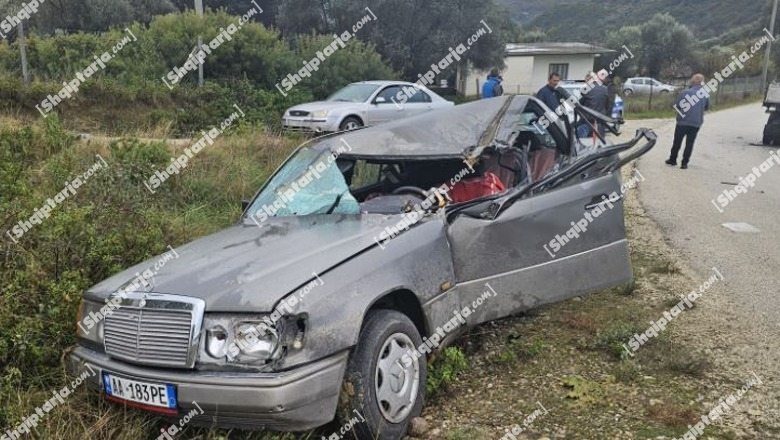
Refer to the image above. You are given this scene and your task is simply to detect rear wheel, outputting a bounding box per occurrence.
[339,310,426,440]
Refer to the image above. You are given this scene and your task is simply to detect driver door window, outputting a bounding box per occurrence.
[368,86,405,124]
[373,86,404,104]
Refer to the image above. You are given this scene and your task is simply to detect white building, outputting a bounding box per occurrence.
[461,42,615,97]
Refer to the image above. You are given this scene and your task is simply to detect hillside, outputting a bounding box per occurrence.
[497,0,775,43]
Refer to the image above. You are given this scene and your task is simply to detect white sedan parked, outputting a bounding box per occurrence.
[282,80,455,133]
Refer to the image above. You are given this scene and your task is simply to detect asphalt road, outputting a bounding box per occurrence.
[632,103,780,328]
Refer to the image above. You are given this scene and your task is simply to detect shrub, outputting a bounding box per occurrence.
[427,347,468,394]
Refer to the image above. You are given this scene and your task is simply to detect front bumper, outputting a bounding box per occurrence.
[282,116,336,133]
[66,345,348,431]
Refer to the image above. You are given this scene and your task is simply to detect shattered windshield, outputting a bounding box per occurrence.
[245,147,360,221]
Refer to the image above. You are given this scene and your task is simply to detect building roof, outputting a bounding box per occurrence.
[505,42,615,56]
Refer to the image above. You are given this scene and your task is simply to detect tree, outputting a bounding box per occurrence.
[16,0,175,35]
[602,26,642,78]
[638,13,694,78]
[326,0,515,84]
[276,0,330,35]
[516,28,548,43]
[169,0,277,28]
[601,14,694,79]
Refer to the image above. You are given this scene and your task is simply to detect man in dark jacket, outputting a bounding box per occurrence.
[666,74,710,169]
[481,69,504,99]
[605,74,618,116]
[536,72,561,111]
[580,72,610,136]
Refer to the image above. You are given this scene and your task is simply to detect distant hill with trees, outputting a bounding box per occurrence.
[498,0,775,44]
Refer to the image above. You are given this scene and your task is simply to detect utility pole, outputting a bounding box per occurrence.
[195,0,204,87]
[763,0,779,92]
[18,21,29,89]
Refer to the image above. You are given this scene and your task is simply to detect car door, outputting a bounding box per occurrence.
[365,85,406,125]
[634,78,647,94]
[445,98,655,327]
[649,79,662,94]
[402,88,435,117]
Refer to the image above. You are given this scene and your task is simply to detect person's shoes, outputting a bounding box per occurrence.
[680,163,688,169]
[665,159,677,166]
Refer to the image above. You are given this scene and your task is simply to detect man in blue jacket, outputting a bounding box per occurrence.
[536,72,562,111]
[482,69,504,99]
[666,74,710,169]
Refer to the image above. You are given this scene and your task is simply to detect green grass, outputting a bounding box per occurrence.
[625,94,763,119]
[0,116,299,439]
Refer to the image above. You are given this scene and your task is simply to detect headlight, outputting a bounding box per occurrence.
[76,299,105,346]
[233,322,280,361]
[205,325,228,358]
[201,316,289,365]
[310,110,329,118]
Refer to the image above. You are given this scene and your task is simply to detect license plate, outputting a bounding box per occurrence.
[103,372,177,410]
[285,118,303,127]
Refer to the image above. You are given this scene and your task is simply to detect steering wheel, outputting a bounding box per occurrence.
[391,186,428,198]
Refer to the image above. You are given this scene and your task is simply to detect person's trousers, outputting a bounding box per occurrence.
[668,125,701,165]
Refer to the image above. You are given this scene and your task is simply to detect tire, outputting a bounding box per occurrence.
[338,310,426,440]
[339,116,363,131]
[623,88,633,96]
[659,90,670,95]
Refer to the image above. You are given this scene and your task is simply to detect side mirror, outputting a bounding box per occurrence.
[241,200,250,211]
[374,96,387,104]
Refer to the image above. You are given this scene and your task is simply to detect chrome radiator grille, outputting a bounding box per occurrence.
[103,293,204,368]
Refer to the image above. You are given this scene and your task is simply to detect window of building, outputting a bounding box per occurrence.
[549,63,569,80]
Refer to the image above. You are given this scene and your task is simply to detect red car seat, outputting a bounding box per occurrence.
[449,172,506,203]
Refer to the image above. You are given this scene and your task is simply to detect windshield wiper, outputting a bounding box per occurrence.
[325,191,346,214]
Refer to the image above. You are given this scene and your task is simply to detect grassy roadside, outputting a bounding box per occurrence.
[0,117,303,440]
[624,95,764,120]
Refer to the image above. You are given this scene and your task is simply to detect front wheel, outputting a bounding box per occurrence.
[623,88,633,96]
[339,310,426,440]
[339,116,363,131]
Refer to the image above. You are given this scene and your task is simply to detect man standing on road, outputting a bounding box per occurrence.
[580,72,610,136]
[537,72,562,111]
[481,69,504,99]
[666,73,710,169]
[605,74,618,115]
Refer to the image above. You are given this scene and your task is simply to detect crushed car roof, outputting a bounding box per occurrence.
[313,95,526,160]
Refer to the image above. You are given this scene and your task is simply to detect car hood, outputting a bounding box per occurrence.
[87,215,401,312]
[287,101,363,113]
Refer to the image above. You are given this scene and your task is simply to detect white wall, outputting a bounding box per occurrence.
[465,56,533,96]
[463,53,596,97]
[531,54,595,85]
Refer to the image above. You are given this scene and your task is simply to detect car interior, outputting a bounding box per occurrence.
[336,122,569,216]
[249,96,640,223]
[324,99,589,216]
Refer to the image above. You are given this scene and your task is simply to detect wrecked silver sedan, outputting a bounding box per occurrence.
[66,95,656,439]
